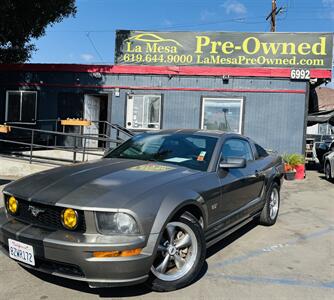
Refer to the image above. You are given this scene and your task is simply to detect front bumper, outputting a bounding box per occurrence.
[0,208,157,288]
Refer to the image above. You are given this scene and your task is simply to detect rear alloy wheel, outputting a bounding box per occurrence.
[148,215,205,292]
[325,162,332,181]
[259,182,280,226]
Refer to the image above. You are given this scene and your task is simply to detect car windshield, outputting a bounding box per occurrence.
[105,133,218,171]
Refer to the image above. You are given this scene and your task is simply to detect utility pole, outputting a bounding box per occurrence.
[266,0,283,32]
[270,0,276,32]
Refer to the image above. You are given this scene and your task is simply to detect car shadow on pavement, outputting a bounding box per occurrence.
[206,219,258,259]
[21,220,257,297]
[23,262,208,297]
[318,175,333,183]
[22,267,152,297]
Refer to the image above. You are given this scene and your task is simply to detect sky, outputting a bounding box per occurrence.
[30,0,334,85]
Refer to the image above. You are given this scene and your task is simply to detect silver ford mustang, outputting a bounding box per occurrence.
[0,130,284,291]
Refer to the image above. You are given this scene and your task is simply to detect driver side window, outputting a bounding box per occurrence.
[221,139,254,161]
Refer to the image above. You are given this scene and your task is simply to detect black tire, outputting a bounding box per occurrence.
[147,214,206,292]
[325,162,333,181]
[259,182,280,226]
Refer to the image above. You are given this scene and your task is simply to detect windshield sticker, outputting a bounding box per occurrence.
[164,157,191,163]
[127,164,175,172]
[197,151,206,161]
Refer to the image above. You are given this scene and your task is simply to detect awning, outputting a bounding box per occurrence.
[307,110,334,126]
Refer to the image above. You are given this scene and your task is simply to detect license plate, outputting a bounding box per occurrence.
[8,239,35,266]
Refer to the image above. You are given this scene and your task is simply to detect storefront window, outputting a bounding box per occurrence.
[6,91,37,123]
[126,94,162,129]
[201,98,243,133]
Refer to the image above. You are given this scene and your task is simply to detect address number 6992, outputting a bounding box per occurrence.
[290,69,310,80]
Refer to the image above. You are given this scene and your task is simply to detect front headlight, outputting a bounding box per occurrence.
[96,212,139,234]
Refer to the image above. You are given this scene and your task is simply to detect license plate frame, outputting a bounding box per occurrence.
[8,238,35,266]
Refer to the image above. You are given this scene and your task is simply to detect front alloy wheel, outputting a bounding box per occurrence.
[148,215,205,291]
[151,221,198,281]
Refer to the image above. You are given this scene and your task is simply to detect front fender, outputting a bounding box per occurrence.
[150,189,208,235]
[141,189,207,260]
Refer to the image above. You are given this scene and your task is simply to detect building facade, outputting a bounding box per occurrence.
[0,64,316,154]
[2,31,333,154]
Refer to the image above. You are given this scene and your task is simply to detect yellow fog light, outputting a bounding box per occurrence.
[7,196,18,214]
[61,208,78,230]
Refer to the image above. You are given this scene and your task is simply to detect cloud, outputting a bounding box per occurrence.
[221,0,247,15]
[80,53,94,62]
[200,9,216,21]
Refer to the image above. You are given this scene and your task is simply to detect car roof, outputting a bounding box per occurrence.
[145,129,242,139]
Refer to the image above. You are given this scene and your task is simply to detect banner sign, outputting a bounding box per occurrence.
[115,31,333,69]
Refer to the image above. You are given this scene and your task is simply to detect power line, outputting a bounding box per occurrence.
[85,32,104,63]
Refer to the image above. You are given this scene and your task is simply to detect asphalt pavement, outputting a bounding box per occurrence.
[0,171,333,300]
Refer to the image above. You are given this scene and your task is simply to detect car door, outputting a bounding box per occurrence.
[218,138,264,220]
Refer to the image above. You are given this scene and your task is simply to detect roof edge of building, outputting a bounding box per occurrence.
[0,63,331,79]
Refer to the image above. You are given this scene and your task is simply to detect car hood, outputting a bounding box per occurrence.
[4,158,199,209]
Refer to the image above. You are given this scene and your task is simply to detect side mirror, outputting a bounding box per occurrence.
[219,157,246,169]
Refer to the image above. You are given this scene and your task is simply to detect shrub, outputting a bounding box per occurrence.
[282,153,305,170]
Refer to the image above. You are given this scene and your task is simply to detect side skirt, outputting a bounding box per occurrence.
[205,212,261,248]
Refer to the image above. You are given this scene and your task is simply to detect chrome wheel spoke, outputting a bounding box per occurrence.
[175,234,191,249]
[156,254,170,274]
[174,254,186,269]
[167,225,176,244]
[270,209,274,218]
[157,244,167,252]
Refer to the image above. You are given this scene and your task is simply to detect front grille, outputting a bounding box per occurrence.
[4,196,86,233]
[37,258,85,278]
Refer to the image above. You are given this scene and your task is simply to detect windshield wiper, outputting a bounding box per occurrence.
[146,158,158,162]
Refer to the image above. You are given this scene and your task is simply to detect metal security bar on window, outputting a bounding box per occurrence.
[5,91,37,123]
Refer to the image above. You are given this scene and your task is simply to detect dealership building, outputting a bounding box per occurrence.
[0,31,333,154]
